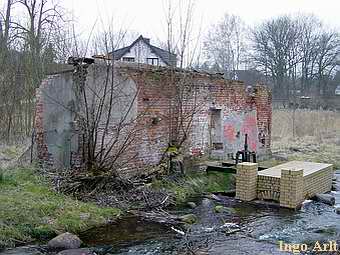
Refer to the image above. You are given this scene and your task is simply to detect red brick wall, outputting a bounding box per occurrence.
[118,66,272,172]
[254,84,272,153]
[35,64,272,176]
[35,79,53,167]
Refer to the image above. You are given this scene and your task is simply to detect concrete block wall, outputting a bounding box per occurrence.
[236,162,333,209]
[279,169,304,209]
[304,165,333,197]
[257,175,280,201]
[236,162,258,201]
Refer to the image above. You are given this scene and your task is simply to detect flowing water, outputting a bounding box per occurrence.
[81,171,340,255]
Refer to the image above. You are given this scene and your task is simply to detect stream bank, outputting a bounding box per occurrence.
[77,170,340,255]
[0,163,232,250]
[2,162,340,254]
[0,166,121,249]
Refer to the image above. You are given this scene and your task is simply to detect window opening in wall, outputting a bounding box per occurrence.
[122,57,135,62]
[147,58,159,65]
[210,109,223,150]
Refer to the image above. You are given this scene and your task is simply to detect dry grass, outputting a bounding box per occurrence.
[0,140,31,169]
[272,109,340,169]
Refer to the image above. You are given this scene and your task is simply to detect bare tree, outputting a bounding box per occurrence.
[314,30,340,96]
[0,0,13,50]
[0,0,70,141]
[203,13,248,78]
[297,14,321,95]
[161,0,204,174]
[252,15,302,99]
[252,14,340,100]
[63,24,154,181]
[163,0,201,68]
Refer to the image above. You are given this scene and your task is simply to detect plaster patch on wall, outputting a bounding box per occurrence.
[223,110,258,153]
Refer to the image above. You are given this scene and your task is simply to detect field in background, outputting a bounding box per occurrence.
[271,109,340,169]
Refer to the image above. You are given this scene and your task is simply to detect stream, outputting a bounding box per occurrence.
[80,171,340,255]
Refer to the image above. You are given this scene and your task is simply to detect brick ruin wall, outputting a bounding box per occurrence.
[35,63,272,176]
[35,71,81,170]
[35,79,50,166]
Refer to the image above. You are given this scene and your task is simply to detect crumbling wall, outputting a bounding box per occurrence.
[122,67,272,167]
[35,71,78,169]
[35,63,272,176]
[183,79,271,159]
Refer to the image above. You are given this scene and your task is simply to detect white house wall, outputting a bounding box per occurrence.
[120,40,167,66]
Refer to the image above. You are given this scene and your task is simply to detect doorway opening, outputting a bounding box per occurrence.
[210,109,223,150]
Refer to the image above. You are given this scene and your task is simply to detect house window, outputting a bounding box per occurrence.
[122,57,135,62]
[147,58,159,65]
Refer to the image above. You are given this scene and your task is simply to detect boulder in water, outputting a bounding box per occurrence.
[180,214,197,224]
[314,194,335,206]
[201,198,213,207]
[205,194,222,202]
[187,202,197,209]
[48,232,82,250]
[332,184,340,191]
[214,205,228,213]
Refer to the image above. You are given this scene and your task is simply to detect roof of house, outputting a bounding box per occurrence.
[109,35,177,66]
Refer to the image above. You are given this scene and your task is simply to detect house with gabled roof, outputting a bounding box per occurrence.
[95,35,177,67]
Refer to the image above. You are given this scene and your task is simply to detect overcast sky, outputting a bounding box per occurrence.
[62,0,340,44]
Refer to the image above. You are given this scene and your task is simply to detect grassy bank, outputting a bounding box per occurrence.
[152,171,232,204]
[0,166,121,248]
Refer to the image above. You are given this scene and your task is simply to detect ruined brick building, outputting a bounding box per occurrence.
[35,61,271,176]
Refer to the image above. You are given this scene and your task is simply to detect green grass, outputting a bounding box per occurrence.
[0,166,121,248]
[152,172,231,204]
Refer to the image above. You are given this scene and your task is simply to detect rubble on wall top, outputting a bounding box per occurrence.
[46,56,270,91]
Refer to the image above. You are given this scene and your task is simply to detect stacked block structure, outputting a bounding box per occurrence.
[235,161,334,209]
[235,162,258,201]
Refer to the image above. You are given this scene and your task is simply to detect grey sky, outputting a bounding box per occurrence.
[63,0,340,43]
